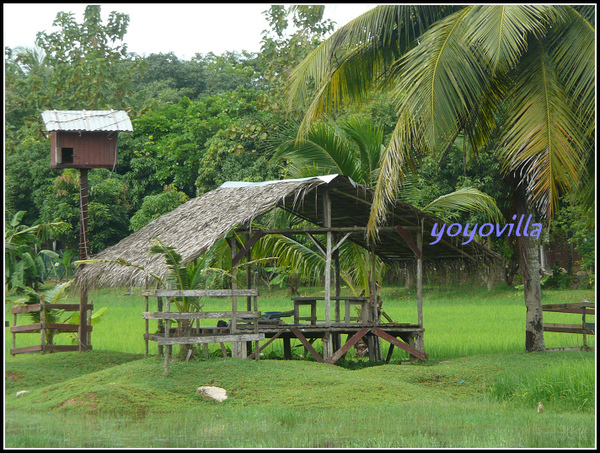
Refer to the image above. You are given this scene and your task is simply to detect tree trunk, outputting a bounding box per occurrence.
[515,193,545,352]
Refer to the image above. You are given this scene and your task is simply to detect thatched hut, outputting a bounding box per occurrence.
[75,174,497,290]
[74,174,500,362]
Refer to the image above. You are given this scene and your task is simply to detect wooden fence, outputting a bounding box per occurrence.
[142,289,265,375]
[10,299,93,355]
[542,301,595,349]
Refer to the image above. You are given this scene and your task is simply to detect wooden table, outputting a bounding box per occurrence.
[291,296,369,326]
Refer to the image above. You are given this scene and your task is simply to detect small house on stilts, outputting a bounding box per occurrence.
[75,175,499,371]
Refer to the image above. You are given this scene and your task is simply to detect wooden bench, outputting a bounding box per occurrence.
[291,296,368,326]
[542,301,595,349]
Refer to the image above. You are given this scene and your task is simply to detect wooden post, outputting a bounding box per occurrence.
[87,305,92,347]
[164,286,171,376]
[322,188,333,360]
[12,311,17,354]
[334,244,341,321]
[78,288,88,352]
[283,337,292,360]
[246,233,253,312]
[253,272,260,361]
[145,295,149,356]
[369,244,382,361]
[40,296,46,353]
[157,297,164,356]
[78,169,90,352]
[246,234,254,357]
[332,243,342,351]
[415,218,424,352]
[370,244,377,323]
[582,307,587,348]
[230,238,246,358]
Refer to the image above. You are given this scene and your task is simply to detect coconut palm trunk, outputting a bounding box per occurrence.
[285,5,594,353]
[515,189,545,351]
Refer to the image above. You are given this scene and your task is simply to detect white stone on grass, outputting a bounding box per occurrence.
[197,386,227,402]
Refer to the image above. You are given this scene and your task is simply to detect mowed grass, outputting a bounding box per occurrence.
[4,283,596,448]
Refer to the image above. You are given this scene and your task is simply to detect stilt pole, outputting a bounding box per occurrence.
[79,168,89,351]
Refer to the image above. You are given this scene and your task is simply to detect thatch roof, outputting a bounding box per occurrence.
[74,174,500,290]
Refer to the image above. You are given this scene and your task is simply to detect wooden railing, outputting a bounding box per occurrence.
[542,301,595,349]
[10,300,93,355]
[142,289,265,375]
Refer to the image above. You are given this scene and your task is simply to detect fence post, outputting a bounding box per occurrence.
[40,296,46,353]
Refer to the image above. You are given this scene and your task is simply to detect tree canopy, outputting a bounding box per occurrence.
[4,5,594,314]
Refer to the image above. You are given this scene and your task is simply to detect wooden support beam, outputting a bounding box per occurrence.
[248,329,285,360]
[385,344,395,363]
[232,231,264,267]
[289,327,324,363]
[142,311,259,320]
[331,232,352,253]
[306,233,326,255]
[325,327,369,364]
[157,333,265,346]
[11,303,94,314]
[395,224,422,260]
[372,327,427,360]
[143,289,259,298]
[237,226,392,235]
[10,323,92,333]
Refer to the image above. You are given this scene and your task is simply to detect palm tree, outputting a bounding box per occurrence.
[285,5,595,351]
[267,116,503,295]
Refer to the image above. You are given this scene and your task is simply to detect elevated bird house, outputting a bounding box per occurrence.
[42,110,133,169]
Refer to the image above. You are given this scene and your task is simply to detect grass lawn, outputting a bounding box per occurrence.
[4,283,596,448]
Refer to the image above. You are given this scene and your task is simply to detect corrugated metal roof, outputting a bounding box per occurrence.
[41,110,133,132]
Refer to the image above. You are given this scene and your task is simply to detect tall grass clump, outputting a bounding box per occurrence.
[491,355,595,411]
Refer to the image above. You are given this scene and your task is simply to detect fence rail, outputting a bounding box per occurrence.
[10,301,94,356]
[542,301,595,349]
[143,284,262,375]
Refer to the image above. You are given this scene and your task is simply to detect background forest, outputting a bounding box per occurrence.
[4,5,594,293]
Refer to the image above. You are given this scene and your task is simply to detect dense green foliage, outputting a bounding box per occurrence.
[4,5,594,295]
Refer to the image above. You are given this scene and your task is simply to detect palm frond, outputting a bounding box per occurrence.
[500,38,587,221]
[391,6,489,152]
[548,6,595,136]
[253,234,325,286]
[464,5,560,73]
[287,5,463,137]
[422,187,505,224]
[339,117,385,187]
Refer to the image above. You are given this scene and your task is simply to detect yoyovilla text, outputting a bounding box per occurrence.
[430,214,542,246]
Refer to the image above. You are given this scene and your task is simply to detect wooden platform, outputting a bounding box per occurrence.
[142,288,428,376]
[205,320,427,363]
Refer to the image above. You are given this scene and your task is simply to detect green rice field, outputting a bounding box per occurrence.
[4,283,596,448]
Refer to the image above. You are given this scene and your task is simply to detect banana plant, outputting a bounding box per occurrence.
[5,211,68,292]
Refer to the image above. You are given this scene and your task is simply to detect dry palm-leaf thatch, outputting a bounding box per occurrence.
[74,176,329,290]
[74,174,500,291]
